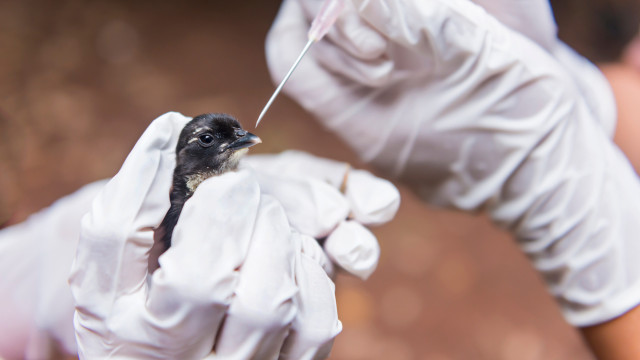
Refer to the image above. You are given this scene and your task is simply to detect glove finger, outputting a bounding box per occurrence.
[350,0,425,44]
[346,169,400,225]
[297,0,410,87]
[251,168,350,239]
[244,151,400,226]
[280,233,342,360]
[314,38,400,87]
[142,170,261,356]
[350,0,490,49]
[324,220,380,280]
[214,195,298,359]
[298,233,335,278]
[267,0,359,118]
[243,151,350,188]
[70,112,189,316]
[298,0,387,61]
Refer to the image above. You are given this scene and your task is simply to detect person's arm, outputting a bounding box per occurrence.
[580,63,640,359]
[601,63,640,175]
[582,304,640,360]
[266,1,640,356]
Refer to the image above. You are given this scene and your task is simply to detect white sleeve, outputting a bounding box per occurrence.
[0,180,107,358]
[266,0,640,326]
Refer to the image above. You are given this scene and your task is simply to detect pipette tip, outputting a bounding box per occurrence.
[255,112,265,128]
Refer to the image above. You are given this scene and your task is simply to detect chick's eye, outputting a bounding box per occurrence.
[198,133,214,146]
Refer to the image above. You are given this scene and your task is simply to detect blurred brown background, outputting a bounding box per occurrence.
[1,0,638,359]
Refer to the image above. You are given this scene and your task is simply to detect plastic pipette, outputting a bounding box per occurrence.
[255,0,346,127]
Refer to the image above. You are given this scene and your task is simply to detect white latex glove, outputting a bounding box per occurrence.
[243,150,400,279]
[470,0,617,136]
[0,112,398,358]
[266,0,640,326]
[0,180,106,359]
[68,111,342,359]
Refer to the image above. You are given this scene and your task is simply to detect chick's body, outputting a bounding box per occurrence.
[157,113,261,251]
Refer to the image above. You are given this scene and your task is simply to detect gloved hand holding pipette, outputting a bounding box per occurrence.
[257,0,345,127]
[266,0,640,358]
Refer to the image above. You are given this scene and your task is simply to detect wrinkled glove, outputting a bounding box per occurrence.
[266,0,640,326]
[0,111,399,359]
[243,150,399,279]
[470,0,616,136]
[69,111,342,359]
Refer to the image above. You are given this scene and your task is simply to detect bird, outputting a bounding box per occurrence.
[155,113,261,253]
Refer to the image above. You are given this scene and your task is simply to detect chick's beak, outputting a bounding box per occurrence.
[227,132,262,151]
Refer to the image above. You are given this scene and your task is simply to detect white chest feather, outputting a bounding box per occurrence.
[184,149,248,194]
[186,171,216,194]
